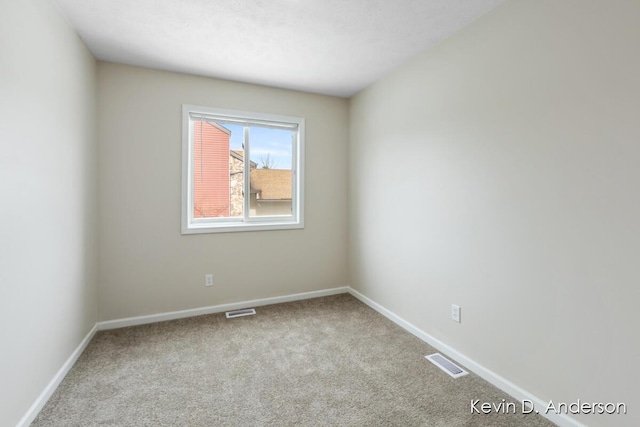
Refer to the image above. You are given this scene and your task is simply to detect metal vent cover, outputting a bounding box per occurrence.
[425,353,468,378]
[225,308,256,319]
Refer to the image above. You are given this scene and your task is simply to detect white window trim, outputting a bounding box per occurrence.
[181,104,305,234]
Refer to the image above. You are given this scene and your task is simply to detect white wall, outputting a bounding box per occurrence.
[0,1,98,425]
[97,63,349,321]
[349,1,639,426]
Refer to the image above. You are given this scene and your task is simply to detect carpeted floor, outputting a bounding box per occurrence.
[32,294,556,426]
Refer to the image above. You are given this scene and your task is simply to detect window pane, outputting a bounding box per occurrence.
[248,126,294,217]
[183,104,304,234]
[192,120,243,218]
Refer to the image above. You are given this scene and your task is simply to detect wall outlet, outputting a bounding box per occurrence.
[205,274,214,287]
[451,304,461,323]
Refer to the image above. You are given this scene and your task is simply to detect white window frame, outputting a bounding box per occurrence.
[181,105,305,234]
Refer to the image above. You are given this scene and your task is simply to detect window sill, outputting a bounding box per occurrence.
[181,220,304,234]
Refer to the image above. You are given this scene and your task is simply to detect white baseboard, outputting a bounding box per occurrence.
[347,287,585,427]
[16,324,98,427]
[98,286,349,330]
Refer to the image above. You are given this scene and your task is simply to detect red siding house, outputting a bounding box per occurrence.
[193,121,230,218]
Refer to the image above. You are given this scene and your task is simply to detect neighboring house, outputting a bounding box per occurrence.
[250,169,293,216]
[229,150,258,217]
[229,150,245,217]
[193,121,231,218]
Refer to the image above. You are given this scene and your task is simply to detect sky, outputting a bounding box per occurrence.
[224,123,293,170]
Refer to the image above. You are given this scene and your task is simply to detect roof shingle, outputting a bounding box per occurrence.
[250,169,292,200]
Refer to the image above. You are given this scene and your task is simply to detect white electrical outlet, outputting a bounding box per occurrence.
[451,304,461,323]
[205,274,214,287]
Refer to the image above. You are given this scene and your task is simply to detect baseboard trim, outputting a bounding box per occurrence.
[347,287,585,427]
[16,324,98,427]
[98,286,349,330]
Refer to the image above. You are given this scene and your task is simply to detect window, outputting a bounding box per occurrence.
[182,105,304,233]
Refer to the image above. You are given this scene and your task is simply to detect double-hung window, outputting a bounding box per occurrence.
[182,105,304,233]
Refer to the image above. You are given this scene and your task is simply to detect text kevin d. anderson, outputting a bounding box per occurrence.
[471,398,627,415]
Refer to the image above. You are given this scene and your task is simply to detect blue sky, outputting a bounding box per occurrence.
[224,123,293,170]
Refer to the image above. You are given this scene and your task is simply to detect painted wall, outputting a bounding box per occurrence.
[0,1,98,426]
[97,63,349,321]
[348,1,639,426]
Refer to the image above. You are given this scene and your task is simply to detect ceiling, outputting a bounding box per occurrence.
[54,0,503,98]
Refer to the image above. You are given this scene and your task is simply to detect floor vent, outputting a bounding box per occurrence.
[225,308,256,319]
[425,353,468,378]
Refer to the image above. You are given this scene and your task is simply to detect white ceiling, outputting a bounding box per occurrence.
[54,0,503,98]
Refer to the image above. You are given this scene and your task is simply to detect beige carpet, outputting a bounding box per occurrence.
[32,294,556,426]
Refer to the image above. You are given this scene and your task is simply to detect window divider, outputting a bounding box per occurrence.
[243,125,250,222]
